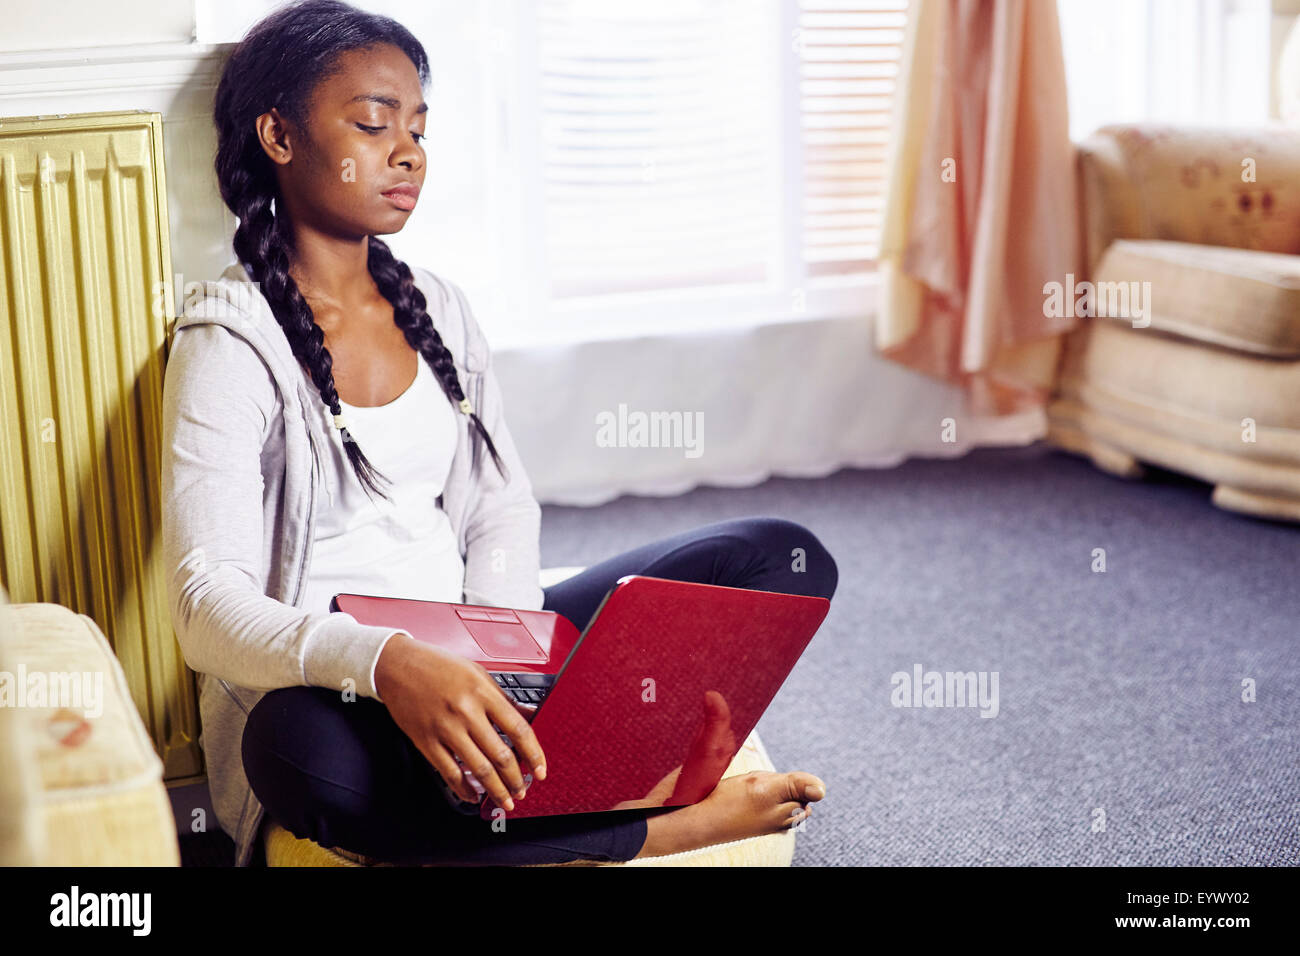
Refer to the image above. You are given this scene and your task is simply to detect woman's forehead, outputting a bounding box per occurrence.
[316,45,423,104]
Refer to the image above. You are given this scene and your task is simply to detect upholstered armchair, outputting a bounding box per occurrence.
[1047,124,1300,521]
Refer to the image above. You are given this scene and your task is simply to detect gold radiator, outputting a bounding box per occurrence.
[0,110,200,781]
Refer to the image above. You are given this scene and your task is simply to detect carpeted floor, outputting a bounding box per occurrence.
[539,441,1299,866]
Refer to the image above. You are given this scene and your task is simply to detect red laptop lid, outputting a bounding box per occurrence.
[486,575,830,820]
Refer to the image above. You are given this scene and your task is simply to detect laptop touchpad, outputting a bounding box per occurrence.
[463,620,548,662]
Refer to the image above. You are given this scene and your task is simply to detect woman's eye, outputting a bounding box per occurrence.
[356,123,423,144]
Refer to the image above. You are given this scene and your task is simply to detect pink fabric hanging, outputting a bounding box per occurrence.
[877,0,1081,417]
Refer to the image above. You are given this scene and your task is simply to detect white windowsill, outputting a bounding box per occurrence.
[491,272,881,352]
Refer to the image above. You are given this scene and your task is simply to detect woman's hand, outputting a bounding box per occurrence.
[374,633,547,809]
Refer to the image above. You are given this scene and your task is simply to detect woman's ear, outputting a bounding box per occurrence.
[255,107,295,167]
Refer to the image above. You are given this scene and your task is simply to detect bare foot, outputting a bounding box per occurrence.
[634,770,825,858]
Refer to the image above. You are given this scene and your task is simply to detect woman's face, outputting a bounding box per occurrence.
[257,42,427,240]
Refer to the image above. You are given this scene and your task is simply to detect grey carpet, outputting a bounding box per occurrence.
[539,441,1299,866]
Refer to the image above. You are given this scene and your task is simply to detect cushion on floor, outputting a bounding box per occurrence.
[263,729,797,867]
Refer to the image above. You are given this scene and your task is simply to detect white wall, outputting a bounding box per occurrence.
[1,0,194,50]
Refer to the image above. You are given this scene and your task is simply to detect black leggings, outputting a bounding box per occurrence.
[241,515,838,865]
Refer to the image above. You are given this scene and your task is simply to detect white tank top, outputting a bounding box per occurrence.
[299,356,466,613]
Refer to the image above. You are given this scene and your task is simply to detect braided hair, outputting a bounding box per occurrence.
[211,0,508,499]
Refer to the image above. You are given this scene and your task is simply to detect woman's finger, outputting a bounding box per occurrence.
[423,737,478,804]
[465,708,528,799]
[446,727,518,813]
[485,692,547,784]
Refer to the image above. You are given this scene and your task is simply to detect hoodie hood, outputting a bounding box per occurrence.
[173,260,491,380]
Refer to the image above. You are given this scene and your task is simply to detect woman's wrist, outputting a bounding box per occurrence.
[374,631,416,702]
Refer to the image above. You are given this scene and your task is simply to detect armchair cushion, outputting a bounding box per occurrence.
[1094,239,1300,357]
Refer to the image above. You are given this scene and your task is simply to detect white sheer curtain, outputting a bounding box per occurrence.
[1057,0,1271,142]
[493,316,1041,506]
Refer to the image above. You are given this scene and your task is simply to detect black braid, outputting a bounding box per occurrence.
[367,236,510,484]
[211,0,507,498]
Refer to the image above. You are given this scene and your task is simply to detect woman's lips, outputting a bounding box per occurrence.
[382,185,419,211]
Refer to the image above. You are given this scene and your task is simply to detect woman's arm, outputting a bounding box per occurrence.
[161,322,404,700]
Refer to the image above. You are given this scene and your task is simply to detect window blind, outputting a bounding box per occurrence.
[538,0,778,298]
[798,0,907,276]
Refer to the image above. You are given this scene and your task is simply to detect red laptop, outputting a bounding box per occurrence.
[331,575,829,820]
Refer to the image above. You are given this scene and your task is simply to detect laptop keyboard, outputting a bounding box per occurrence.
[490,671,556,705]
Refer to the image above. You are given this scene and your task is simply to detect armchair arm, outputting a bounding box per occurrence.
[0,586,44,865]
[1078,124,1300,274]
[0,597,180,866]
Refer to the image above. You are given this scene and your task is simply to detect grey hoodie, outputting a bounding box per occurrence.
[161,261,543,867]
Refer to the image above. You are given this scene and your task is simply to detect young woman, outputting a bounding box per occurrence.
[162,0,838,867]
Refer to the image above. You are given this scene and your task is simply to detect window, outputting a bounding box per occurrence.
[537,0,778,298]
[798,0,906,276]
[485,0,907,344]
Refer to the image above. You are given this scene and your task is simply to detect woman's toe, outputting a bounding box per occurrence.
[785,771,825,802]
